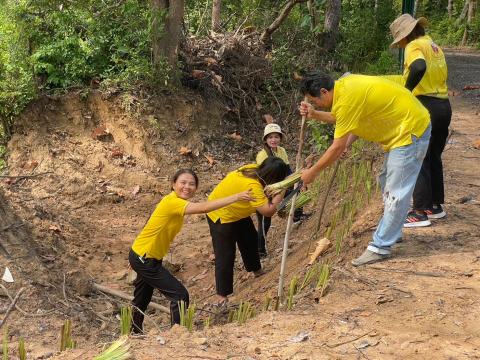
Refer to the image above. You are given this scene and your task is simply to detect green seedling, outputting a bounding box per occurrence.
[231,301,255,325]
[263,296,272,311]
[299,264,319,291]
[3,327,7,360]
[60,319,75,351]
[94,337,130,360]
[273,296,280,311]
[18,337,26,360]
[203,316,211,330]
[286,276,298,310]
[316,264,331,297]
[179,301,196,332]
[120,306,132,336]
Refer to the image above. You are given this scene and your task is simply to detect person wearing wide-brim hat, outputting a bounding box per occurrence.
[389,14,452,228]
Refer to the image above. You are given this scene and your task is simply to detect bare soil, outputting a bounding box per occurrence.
[1,51,479,359]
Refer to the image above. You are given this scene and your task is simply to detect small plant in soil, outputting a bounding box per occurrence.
[316,264,331,297]
[60,319,75,351]
[299,264,319,291]
[3,327,7,360]
[286,276,299,310]
[263,296,272,311]
[231,301,255,325]
[179,301,196,332]
[203,316,211,330]
[94,337,130,360]
[120,306,132,336]
[18,337,26,360]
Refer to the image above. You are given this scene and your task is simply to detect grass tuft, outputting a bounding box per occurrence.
[120,306,132,336]
[179,301,196,332]
[59,319,75,351]
[18,337,26,360]
[94,337,130,360]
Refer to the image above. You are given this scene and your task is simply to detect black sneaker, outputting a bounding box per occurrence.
[404,211,431,228]
[425,205,446,219]
[259,250,267,259]
[293,213,311,224]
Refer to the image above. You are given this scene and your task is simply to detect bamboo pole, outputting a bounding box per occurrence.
[93,283,169,314]
[277,101,308,303]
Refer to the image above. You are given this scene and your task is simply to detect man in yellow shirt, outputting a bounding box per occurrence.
[299,71,431,266]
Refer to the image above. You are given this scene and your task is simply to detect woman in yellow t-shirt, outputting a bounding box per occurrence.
[390,14,452,227]
[129,169,253,333]
[207,157,289,306]
[255,123,303,258]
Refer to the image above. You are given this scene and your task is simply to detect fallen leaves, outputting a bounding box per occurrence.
[263,114,274,124]
[131,185,141,196]
[204,154,215,166]
[91,126,113,141]
[179,146,192,155]
[228,132,242,142]
[473,138,480,149]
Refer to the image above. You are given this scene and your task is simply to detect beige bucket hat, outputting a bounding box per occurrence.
[263,123,285,141]
[390,14,428,48]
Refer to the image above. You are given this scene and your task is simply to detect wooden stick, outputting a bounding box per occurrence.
[313,160,340,235]
[277,99,308,303]
[93,283,169,314]
[0,287,25,328]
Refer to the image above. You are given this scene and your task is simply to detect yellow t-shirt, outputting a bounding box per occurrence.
[404,35,448,99]
[332,74,430,151]
[207,164,268,224]
[256,146,289,165]
[131,191,189,260]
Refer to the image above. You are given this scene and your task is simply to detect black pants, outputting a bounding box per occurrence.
[207,217,261,297]
[256,212,272,255]
[128,249,189,333]
[413,96,452,210]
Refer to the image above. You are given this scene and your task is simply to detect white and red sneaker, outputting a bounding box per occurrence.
[404,211,431,228]
[425,205,447,219]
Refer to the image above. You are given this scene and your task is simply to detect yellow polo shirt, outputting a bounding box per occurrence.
[404,35,448,99]
[332,74,430,151]
[207,164,268,224]
[131,192,189,260]
[256,146,290,165]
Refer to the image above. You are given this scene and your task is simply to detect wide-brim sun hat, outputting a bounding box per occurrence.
[390,14,428,48]
[263,123,285,141]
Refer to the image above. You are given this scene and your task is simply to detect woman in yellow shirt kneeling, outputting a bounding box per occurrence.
[129,169,252,333]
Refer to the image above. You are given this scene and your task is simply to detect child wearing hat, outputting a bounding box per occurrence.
[255,123,305,258]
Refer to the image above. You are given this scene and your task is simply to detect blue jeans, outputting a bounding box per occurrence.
[368,124,431,255]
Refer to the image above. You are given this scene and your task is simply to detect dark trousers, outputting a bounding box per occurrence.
[207,217,261,297]
[256,212,271,254]
[128,249,189,333]
[413,96,452,210]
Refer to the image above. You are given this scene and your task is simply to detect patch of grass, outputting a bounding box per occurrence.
[18,337,26,360]
[59,319,75,351]
[94,337,130,360]
[286,276,298,310]
[230,301,255,325]
[3,327,8,360]
[263,296,272,311]
[120,306,132,336]
[179,301,196,332]
[203,316,211,330]
[316,264,331,297]
[299,264,319,291]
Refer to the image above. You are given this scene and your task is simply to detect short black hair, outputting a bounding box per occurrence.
[406,23,426,42]
[299,71,335,97]
[172,169,199,187]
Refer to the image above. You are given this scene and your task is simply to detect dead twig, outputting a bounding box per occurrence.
[0,287,25,328]
[369,266,446,278]
[1,223,25,232]
[0,172,52,179]
[324,330,374,348]
[0,284,54,317]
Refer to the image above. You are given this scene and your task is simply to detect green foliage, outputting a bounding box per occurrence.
[365,50,399,75]
[94,337,130,360]
[316,263,330,296]
[18,337,26,360]
[229,301,255,325]
[59,319,75,351]
[286,276,299,310]
[308,120,334,153]
[179,301,196,332]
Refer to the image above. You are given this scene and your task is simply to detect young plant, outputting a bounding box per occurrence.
[120,306,132,336]
[231,301,255,325]
[263,296,272,311]
[286,276,299,310]
[60,319,75,351]
[179,301,196,332]
[3,327,7,360]
[299,264,319,291]
[18,337,26,360]
[316,264,331,297]
[94,337,130,360]
[264,172,302,197]
[203,316,211,330]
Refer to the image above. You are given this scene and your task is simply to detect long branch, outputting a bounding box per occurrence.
[261,0,307,44]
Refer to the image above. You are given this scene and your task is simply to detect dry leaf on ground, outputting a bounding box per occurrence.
[179,146,192,155]
[228,132,242,142]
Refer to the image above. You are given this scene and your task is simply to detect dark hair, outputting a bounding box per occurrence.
[241,157,289,186]
[406,23,425,42]
[299,71,335,97]
[172,169,199,187]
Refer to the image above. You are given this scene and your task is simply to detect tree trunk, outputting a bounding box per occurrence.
[151,0,185,69]
[260,0,307,45]
[212,0,221,32]
[447,0,453,19]
[322,0,341,52]
[456,0,469,24]
[307,0,316,30]
[461,0,475,46]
